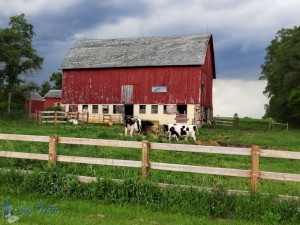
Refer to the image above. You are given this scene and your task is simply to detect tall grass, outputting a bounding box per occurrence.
[0,168,299,224]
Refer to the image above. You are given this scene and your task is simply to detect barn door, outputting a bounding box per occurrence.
[122,85,133,104]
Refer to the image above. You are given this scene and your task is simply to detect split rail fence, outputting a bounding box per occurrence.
[0,133,300,193]
[213,117,239,127]
[37,111,124,124]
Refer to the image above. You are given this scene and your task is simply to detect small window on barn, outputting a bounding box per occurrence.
[113,105,124,114]
[163,105,176,114]
[151,105,158,114]
[177,105,187,114]
[92,105,98,114]
[82,105,88,113]
[102,105,109,114]
[139,105,146,114]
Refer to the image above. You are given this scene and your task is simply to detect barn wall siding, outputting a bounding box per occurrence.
[44,98,61,109]
[62,66,202,105]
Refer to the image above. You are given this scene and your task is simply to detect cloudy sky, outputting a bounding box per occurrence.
[1,0,299,118]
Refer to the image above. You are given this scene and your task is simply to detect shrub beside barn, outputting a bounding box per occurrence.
[61,34,216,125]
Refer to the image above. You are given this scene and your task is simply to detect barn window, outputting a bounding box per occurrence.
[163,105,176,114]
[82,105,88,113]
[113,105,124,114]
[69,105,78,112]
[92,105,98,113]
[139,105,146,114]
[151,105,158,114]
[102,105,109,114]
[177,105,187,114]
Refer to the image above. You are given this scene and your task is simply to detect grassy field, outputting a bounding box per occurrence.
[0,117,299,196]
[0,117,300,224]
[0,193,263,225]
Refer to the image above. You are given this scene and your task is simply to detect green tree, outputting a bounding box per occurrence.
[40,80,51,97]
[260,26,300,125]
[50,72,62,90]
[0,13,43,113]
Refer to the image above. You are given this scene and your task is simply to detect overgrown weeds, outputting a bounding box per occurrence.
[1,168,299,224]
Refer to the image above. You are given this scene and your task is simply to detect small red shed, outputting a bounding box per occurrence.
[43,90,62,110]
[24,91,44,114]
[61,34,216,125]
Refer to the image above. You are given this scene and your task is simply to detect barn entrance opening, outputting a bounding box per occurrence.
[175,104,188,123]
[124,104,133,118]
[177,105,187,115]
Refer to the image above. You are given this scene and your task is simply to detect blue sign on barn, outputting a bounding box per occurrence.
[152,86,167,92]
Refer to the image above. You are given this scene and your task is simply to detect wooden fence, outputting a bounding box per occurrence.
[37,111,124,124]
[213,117,239,127]
[1,133,300,193]
[269,119,289,131]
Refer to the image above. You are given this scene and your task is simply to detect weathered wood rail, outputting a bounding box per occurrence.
[0,133,300,193]
[213,117,239,127]
[37,111,124,124]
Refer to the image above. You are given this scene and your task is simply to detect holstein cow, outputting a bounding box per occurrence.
[163,124,197,141]
[125,117,154,136]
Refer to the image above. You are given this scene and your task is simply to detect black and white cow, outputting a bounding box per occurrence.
[125,117,154,136]
[162,124,197,141]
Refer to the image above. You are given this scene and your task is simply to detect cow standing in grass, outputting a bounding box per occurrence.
[125,117,154,136]
[163,124,197,141]
[125,117,142,136]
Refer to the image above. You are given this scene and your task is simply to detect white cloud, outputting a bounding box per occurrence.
[213,79,268,118]
[0,0,81,16]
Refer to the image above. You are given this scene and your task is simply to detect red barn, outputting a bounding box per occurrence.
[24,91,44,115]
[43,90,62,110]
[61,34,216,125]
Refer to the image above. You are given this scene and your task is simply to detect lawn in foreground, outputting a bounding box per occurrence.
[0,194,260,225]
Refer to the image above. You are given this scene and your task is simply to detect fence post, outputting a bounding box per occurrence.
[141,141,150,181]
[38,111,42,125]
[250,146,260,192]
[48,135,58,167]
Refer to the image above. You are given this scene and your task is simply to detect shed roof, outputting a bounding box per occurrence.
[29,91,44,101]
[44,90,62,99]
[61,34,213,69]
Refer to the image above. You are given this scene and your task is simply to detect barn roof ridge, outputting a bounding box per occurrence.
[62,34,213,70]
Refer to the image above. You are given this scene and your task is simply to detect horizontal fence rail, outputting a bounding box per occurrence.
[1,133,300,193]
[37,111,124,125]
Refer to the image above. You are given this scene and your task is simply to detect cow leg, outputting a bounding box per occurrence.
[130,126,134,137]
[192,134,196,141]
[168,132,172,141]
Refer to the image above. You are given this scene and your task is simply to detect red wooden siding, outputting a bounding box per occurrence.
[44,98,61,109]
[198,39,215,108]
[62,66,206,105]
[24,99,45,113]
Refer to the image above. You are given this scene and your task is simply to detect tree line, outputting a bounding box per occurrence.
[260,26,300,126]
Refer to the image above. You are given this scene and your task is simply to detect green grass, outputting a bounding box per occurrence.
[1,167,299,225]
[1,193,264,225]
[0,117,300,197]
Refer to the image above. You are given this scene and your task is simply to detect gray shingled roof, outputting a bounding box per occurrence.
[61,34,212,69]
[29,91,44,100]
[44,90,62,98]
